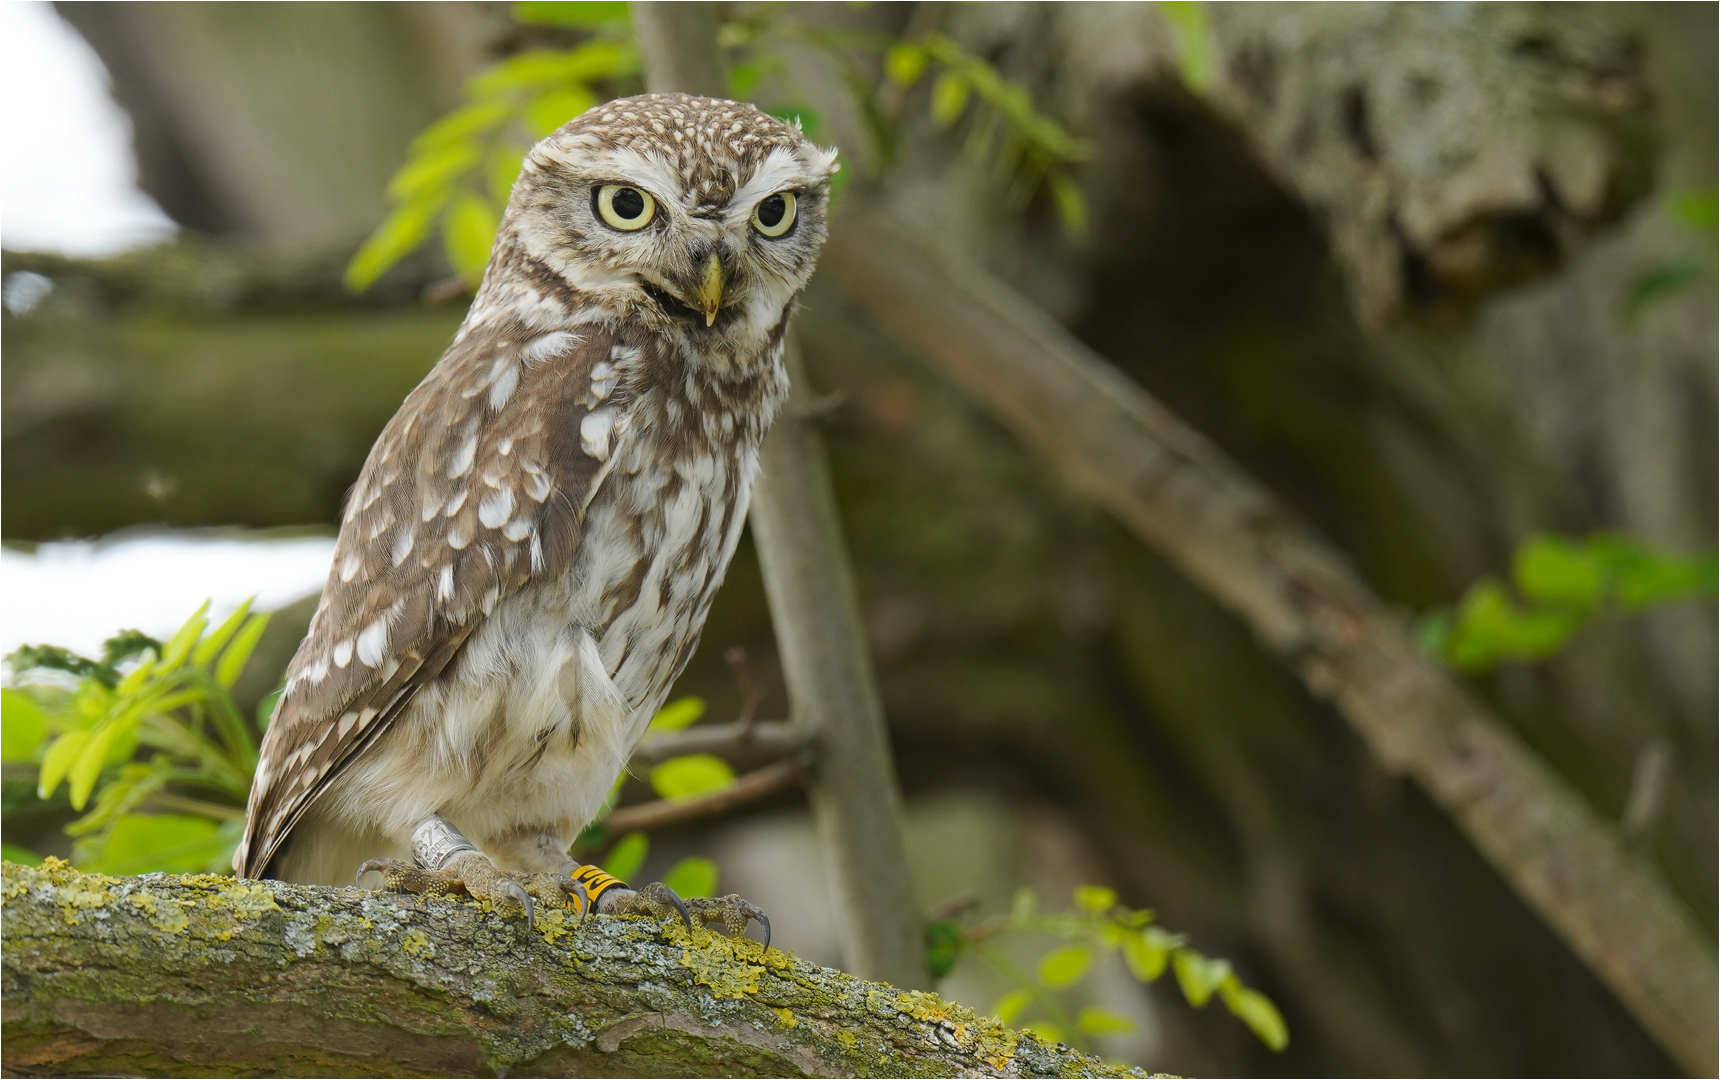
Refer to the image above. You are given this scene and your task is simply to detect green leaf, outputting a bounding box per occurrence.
[526,86,598,138]
[1024,1019,1066,1045]
[1157,1,1212,93]
[924,918,965,979]
[1444,579,1579,671]
[115,655,156,697]
[647,697,705,734]
[488,148,527,204]
[1047,171,1087,236]
[444,191,502,283]
[512,1,630,29]
[1011,887,1037,922]
[603,831,648,882]
[1220,980,1289,1051]
[663,855,719,899]
[1623,258,1703,322]
[1123,928,1172,981]
[991,987,1032,1025]
[1073,885,1115,913]
[410,99,511,156]
[215,612,272,689]
[160,602,212,670]
[1669,189,1719,231]
[885,42,928,87]
[651,754,735,801]
[930,71,970,127]
[193,600,255,669]
[387,142,482,204]
[1172,950,1232,1007]
[38,730,91,800]
[68,723,125,810]
[1513,535,1603,610]
[346,200,439,293]
[87,813,225,875]
[1,689,49,763]
[1037,945,1092,989]
[1,843,43,866]
[1077,1006,1135,1036]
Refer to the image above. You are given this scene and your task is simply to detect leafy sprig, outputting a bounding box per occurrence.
[344,2,640,293]
[3,601,271,874]
[1419,533,1717,673]
[927,885,1289,1053]
[882,33,1091,232]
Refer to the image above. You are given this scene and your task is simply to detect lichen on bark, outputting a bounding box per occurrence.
[1,860,1143,1078]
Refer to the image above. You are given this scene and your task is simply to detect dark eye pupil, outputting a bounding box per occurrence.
[613,188,644,219]
[757,194,786,228]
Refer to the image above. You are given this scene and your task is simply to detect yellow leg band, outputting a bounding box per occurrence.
[572,864,628,910]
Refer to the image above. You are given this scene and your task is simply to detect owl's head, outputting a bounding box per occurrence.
[490,93,839,357]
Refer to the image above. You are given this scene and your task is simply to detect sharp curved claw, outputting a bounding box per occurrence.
[665,887,692,930]
[355,859,389,888]
[506,880,535,929]
[754,909,772,953]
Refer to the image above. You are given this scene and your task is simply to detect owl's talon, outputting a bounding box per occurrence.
[686,894,772,951]
[599,879,693,929]
[506,880,535,930]
[356,858,390,888]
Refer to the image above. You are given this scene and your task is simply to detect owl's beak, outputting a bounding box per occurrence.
[697,253,725,326]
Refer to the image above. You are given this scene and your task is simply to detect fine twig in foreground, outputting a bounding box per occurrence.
[602,758,807,835]
[822,203,1719,1077]
[0,860,1133,1078]
[629,719,806,765]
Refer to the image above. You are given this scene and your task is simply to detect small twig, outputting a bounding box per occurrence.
[724,646,764,735]
[601,757,805,835]
[143,792,245,822]
[1623,739,1672,837]
[629,720,806,765]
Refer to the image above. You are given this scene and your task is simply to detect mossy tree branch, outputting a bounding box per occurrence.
[1,861,1136,1079]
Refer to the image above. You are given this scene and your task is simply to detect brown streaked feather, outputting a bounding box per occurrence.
[235,318,629,879]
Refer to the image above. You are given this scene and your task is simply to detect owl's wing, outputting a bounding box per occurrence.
[236,319,634,879]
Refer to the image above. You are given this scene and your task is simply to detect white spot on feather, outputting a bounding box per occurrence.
[581,407,618,461]
[503,516,534,542]
[479,489,515,528]
[443,489,468,516]
[448,438,477,478]
[332,638,354,668]
[356,611,393,668]
[437,564,455,601]
[340,552,363,583]
[524,330,579,364]
[526,471,553,503]
[391,528,414,567]
[448,522,471,550]
[489,362,519,410]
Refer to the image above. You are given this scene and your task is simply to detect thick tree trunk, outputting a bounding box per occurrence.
[0,860,1129,1079]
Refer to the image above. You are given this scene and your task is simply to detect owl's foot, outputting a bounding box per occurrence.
[595,881,768,949]
[357,851,546,924]
[688,894,772,950]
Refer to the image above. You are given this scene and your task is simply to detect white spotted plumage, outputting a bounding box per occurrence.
[235,94,836,885]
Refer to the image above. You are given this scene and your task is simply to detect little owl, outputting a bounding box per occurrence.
[234,93,838,937]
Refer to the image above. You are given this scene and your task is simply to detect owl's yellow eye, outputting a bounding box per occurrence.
[751,191,797,237]
[596,185,656,231]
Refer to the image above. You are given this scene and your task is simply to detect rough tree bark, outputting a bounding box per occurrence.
[0,860,1130,1079]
